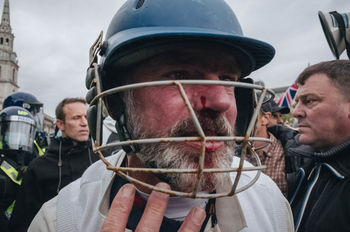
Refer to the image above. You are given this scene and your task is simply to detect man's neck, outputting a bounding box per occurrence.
[254,127,269,149]
[60,136,79,146]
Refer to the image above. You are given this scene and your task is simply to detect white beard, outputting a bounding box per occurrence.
[136,142,234,192]
[124,90,235,192]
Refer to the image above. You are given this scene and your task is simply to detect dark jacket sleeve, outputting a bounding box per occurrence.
[9,166,42,231]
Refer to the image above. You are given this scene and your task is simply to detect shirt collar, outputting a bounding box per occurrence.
[323,140,350,177]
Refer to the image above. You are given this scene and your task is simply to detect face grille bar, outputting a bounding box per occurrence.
[87,31,275,199]
[90,73,274,199]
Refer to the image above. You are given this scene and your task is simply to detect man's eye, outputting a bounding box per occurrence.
[303,99,314,105]
[219,75,236,81]
[166,71,189,80]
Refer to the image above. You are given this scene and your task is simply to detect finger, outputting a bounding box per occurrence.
[101,184,135,232]
[178,206,206,232]
[135,182,170,232]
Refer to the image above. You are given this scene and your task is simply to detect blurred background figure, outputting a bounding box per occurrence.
[9,97,99,232]
[244,98,311,199]
[246,105,288,196]
[0,106,36,232]
[264,97,312,200]
[262,100,290,126]
[3,92,48,156]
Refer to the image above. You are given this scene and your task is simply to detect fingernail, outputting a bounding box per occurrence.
[121,184,134,197]
[192,207,205,225]
[156,182,171,190]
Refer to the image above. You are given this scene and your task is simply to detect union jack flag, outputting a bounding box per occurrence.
[277,83,298,108]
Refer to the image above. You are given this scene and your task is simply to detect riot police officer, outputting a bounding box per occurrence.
[3,92,48,156]
[0,106,36,232]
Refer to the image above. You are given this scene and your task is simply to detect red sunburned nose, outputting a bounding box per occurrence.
[192,85,232,113]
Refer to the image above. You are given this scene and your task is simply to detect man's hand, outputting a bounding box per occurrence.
[101,182,206,232]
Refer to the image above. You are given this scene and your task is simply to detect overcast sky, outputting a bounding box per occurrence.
[7,0,350,117]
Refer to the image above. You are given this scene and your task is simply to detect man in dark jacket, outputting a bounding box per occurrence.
[267,125,313,200]
[9,98,99,232]
[290,60,350,232]
[0,106,37,232]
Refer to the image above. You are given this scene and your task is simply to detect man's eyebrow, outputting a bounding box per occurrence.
[297,92,321,101]
[72,114,83,118]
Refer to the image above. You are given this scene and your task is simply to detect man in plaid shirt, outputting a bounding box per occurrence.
[246,103,288,196]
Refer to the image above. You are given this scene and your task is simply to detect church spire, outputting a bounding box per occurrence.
[0,0,18,107]
[0,0,10,32]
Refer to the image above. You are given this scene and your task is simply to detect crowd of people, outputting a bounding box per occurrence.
[0,0,349,232]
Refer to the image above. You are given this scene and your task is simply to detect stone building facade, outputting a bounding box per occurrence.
[0,0,18,106]
[0,0,55,134]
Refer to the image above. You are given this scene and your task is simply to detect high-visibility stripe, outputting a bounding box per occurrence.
[0,160,22,185]
[4,200,16,219]
[34,140,45,156]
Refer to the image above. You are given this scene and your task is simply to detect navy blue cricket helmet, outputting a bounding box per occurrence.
[84,0,276,198]
[97,0,275,123]
[86,0,276,142]
[100,0,274,79]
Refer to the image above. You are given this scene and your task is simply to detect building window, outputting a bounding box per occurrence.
[0,38,3,44]
[5,38,9,45]
[12,68,15,82]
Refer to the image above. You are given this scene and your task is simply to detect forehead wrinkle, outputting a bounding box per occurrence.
[296,85,329,103]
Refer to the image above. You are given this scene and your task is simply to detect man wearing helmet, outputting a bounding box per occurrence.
[0,106,37,232]
[29,0,293,231]
[3,92,48,157]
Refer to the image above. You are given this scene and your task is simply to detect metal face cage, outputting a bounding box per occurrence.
[86,32,275,199]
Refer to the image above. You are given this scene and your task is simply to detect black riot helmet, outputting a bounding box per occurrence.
[0,106,37,165]
[3,92,44,131]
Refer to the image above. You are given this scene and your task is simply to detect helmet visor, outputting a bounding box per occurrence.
[30,105,44,131]
[0,115,36,153]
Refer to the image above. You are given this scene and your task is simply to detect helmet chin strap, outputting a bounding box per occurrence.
[115,105,140,154]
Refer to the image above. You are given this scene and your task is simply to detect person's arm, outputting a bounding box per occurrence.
[10,167,41,232]
[101,183,206,232]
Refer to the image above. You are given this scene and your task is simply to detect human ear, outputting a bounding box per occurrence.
[56,119,65,132]
[261,112,271,126]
